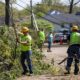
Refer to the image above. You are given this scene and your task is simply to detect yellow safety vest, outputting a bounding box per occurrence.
[20,34,32,51]
[70,32,80,45]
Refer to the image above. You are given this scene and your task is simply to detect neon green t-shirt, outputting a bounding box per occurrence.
[70,32,80,45]
[39,31,45,41]
[20,34,32,51]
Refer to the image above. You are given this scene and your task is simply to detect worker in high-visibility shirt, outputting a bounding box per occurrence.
[17,27,33,75]
[38,29,45,52]
[65,25,80,75]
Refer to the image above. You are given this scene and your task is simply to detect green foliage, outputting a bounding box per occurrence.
[0,2,5,16]
[20,22,30,27]
[32,49,50,74]
[0,26,51,79]
[37,19,53,32]
[18,9,30,18]
[34,4,51,13]
[36,12,45,18]
[41,0,60,6]
[0,26,21,80]
[0,61,22,80]
[0,72,16,80]
[48,66,63,75]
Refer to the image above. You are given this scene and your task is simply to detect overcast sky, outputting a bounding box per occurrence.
[0,0,68,10]
[13,0,42,10]
[13,0,71,10]
[14,0,70,10]
[0,0,80,10]
[0,0,42,10]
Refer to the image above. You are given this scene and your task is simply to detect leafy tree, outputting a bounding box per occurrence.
[0,2,5,16]
[35,4,51,13]
[35,0,69,14]
[36,12,45,18]
[41,0,61,6]
[37,19,54,32]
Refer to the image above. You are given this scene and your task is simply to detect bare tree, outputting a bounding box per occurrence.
[68,0,80,27]
[68,0,80,13]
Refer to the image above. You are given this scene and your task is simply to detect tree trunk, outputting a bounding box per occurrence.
[5,0,10,26]
[69,0,74,27]
[30,0,34,28]
[69,0,74,14]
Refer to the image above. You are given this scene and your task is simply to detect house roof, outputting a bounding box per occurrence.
[44,10,80,25]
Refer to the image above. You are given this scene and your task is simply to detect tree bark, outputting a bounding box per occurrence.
[69,0,74,14]
[69,0,74,27]
[5,0,10,26]
[30,0,34,28]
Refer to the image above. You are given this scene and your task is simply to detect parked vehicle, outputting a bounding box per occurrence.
[53,33,67,43]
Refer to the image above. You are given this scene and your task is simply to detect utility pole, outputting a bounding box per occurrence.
[5,0,10,26]
[30,0,34,28]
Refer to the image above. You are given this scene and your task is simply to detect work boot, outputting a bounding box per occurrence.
[22,71,26,75]
[64,70,70,75]
[74,63,79,75]
[74,72,78,75]
[47,49,52,52]
[22,70,28,75]
[27,72,33,76]
[49,50,52,52]
[74,69,79,75]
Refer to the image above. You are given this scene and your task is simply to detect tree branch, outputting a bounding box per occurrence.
[69,0,71,4]
[73,0,80,5]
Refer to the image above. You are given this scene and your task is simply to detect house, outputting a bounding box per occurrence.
[44,10,80,25]
[43,10,80,32]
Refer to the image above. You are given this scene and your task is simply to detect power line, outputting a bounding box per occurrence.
[19,0,28,5]
[8,1,61,25]
[73,0,80,5]
[16,0,60,25]
[19,0,38,6]
[18,3,61,25]
[0,0,61,25]
[11,0,59,22]
[17,0,61,25]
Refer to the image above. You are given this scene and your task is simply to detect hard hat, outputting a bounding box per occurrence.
[71,26,79,31]
[21,27,29,33]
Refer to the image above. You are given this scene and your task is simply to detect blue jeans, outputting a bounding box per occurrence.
[21,50,33,74]
[48,41,52,50]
